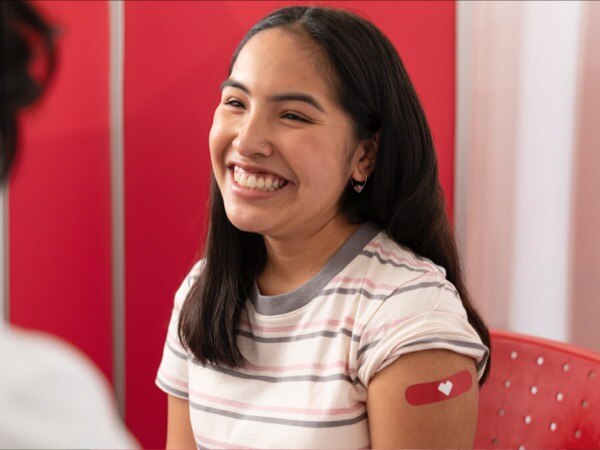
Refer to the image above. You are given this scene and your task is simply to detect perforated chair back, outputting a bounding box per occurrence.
[474,329,600,449]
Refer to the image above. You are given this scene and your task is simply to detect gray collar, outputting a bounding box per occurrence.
[249,221,381,316]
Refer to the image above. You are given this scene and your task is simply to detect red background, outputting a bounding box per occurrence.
[9,1,455,447]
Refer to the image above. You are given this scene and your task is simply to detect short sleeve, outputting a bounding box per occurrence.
[155,260,204,400]
[357,277,489,387]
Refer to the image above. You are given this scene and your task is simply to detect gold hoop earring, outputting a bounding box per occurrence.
[350,174,367,193]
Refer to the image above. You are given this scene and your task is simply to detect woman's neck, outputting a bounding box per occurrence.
[257,214,360,296]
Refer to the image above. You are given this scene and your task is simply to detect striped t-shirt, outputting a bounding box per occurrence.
[156,221,489,449]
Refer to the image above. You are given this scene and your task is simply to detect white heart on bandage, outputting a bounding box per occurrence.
[438,380,453,396]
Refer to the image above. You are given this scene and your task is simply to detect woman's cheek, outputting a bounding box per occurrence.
[209,115,230,168]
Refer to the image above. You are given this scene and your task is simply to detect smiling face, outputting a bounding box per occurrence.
[209,27,363,239]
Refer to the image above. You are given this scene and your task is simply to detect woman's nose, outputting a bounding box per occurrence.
[232,112,272,157]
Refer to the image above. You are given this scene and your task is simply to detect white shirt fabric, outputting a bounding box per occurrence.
[0,325,139,449]
[156,221,489,449]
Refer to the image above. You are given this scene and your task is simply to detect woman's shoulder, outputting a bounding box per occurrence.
[364,229,448,279]
[174,258,206,308]
[342,228,454,308]
[183,258,206,289]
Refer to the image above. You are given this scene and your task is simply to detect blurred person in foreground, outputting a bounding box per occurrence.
[0,1,138,447]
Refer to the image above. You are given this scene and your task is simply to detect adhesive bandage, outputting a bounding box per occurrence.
[405,369,472,406]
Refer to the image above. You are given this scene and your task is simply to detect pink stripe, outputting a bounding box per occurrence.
[366,241,436,271]
[241,359,354,373]
[159,370,187,388]
[195,433,257,450]
[333,273,447,292]
[431,309,467,319]
[220,359,357,377]
[361,314,419,340]
[189,389,364,416]
[177,337,359,377]
[331,276,401,291]
[240,316,365,332]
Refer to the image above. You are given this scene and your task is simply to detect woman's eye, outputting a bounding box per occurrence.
[281,112,309,123]
[224,99,244,108]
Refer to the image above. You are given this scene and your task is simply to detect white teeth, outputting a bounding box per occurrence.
[232,165,287,192]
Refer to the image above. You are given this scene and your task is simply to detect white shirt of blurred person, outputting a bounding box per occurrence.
[0,1,138,448]
[0,327,139,448]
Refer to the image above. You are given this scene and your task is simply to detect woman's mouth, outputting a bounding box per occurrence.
[232,165,289,192]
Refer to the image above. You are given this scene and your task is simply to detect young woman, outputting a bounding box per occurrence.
[156,6,490,449]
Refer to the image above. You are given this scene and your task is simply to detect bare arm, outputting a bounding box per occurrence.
[367,349,479,449]
[166,394,196,449]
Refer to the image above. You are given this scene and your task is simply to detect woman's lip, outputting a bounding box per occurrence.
[227,167,289,199]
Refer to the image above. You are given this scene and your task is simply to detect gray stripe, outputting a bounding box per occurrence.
[168,334,487,390]
[320,286,392,301]
[255,280,454,319]
[156,377,189,399]
[187,274,200,288]
[0,183,8,328]
[189,400,368,428]
[168,326,487,387]
[386,281,460,301]
[356,340,378,359]
[239,282,459,345]
[401,337,489,354]
[358,336,490,368]
[168,337,359,384]
[250,221,381,315]
[476,354,488,372]
[237,328,358,343]
[167,339,189,360]
[194,356,358,385]
[360,250,431,273]
[214,284,461,346]
[322,281,459,303]
[109,0,126,418]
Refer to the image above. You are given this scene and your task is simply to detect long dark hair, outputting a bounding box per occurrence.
[179,5,491,386]
[0,0,57,183]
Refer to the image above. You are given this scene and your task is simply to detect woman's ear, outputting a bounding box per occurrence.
[351,130,380,182]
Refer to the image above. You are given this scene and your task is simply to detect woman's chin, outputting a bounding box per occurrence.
[225,210,270,235]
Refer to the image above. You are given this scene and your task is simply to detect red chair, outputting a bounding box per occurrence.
[475,329,600,449]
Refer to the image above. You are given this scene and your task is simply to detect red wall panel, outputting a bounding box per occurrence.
[124,2,455,447]
[9,1,113,382]
[358,1,456,222]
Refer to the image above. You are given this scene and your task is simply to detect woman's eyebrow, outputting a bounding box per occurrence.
[220,78,326,114]
[270,93,325,113]
[220,79,249,94]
